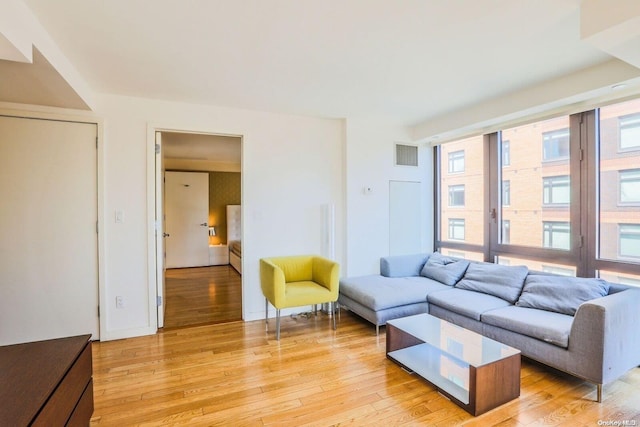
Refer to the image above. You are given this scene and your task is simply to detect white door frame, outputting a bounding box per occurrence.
[147,124,243,331]
[0,106,105,341]
[154,131,166,328]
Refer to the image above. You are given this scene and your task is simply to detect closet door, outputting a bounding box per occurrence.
[0,115,98,345]
[389,180,422,255]
[165,171,210,268]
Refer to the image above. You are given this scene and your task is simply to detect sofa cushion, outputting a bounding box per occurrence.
[516,275,610,316]
[380,253,430,277]
[420,252,470,286]
[481,306,573,348]
[427,288,512,321]
[339,275,449,311]
[455,263,528,303]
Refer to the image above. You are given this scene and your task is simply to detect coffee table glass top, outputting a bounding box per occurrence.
[387,313,520,367]
[387,313,521,411]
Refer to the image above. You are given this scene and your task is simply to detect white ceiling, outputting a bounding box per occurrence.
[15,0,617,127]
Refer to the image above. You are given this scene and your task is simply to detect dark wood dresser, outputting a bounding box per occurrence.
[0,334,93,426]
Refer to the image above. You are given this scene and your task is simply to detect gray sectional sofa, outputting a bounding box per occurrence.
[338,252,640,401]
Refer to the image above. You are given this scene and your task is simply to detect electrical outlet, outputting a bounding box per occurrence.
[115,296,125,309]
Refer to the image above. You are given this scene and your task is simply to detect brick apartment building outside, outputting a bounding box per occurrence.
[438,98,640,285]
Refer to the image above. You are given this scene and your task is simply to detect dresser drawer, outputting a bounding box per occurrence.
[32,342,92,426]
[66,379,94,427]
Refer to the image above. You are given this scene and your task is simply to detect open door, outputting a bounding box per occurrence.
[155,131,166,328]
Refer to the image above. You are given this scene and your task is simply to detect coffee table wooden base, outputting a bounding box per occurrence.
[387,322,520,416]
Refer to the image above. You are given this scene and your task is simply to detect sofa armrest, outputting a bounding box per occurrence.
[380,253,430,277]
[570,289,640,384]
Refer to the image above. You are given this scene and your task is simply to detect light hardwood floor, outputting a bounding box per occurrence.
[90,311,640,426]
[163,265,242,329]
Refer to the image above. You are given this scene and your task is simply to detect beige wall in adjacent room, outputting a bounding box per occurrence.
[209,171,241,245]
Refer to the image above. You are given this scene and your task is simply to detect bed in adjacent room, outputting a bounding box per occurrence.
[227,205,242,274]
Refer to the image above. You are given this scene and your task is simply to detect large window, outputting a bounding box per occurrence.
[599,99,640,263]
[435,99,640,281]
[500,116,570,249]
[438,136,485,247]
[543,175,570,205]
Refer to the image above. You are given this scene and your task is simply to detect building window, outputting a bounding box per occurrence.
[620,169,640,204]
[502,180,510,206]
[542,128,570,161]
[502,140,511,167]
[619,113,640,151]
[448,218,465,241]
[619,224,640,258]
[448,150,465,173]
[501,220,510,244]
[543,175,570,205]
[448,185,465,206]
[543,221,570,250]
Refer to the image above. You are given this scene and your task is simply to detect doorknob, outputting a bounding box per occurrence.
[163,233,170,237]
[200,222,208,226]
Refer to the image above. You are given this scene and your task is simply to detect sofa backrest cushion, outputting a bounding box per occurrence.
[516,275,610,315]
[420,252,470,286]
[455,263,528,303]
[380,253,430,277]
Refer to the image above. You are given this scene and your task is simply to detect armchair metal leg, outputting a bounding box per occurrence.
[332,302,337,330]
[597,384,602,402]
[265,298,269,331]
[276,309,281,340]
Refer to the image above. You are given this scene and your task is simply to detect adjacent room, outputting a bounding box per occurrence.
[1,0,639,425]
[160,131,243,329]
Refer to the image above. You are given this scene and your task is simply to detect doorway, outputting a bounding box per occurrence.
[156,131,242,329]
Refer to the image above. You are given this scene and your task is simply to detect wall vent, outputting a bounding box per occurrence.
[395,144,418,167]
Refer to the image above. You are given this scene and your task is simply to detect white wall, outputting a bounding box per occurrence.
[95,94,345,339]
[344,119,433,276]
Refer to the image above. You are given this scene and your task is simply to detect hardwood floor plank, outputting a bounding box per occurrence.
[164,265,242,329]
[90,311,640,426]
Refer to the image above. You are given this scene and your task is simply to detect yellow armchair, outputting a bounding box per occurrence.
[260,255,340,340]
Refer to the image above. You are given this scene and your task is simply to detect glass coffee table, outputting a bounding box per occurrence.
[386,313,521,416]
